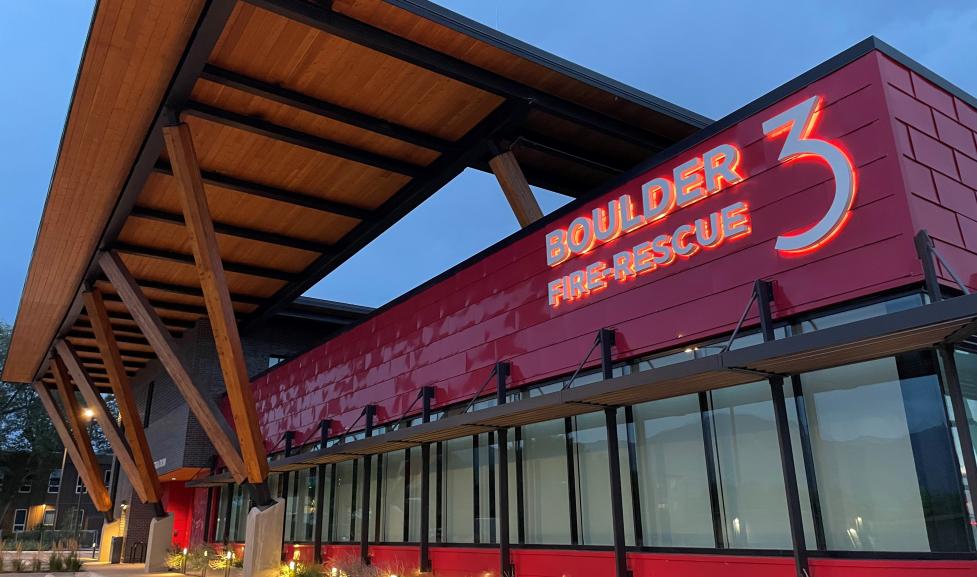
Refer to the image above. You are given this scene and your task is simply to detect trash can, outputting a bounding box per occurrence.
[110,537,124,564]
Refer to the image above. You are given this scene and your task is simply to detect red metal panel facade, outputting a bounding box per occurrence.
[246,51,924,446]
[881,54,977,291]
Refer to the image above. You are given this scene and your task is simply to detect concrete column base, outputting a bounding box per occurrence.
[98,519,121,562]
[145,514,174,573]
[243,498,285,577]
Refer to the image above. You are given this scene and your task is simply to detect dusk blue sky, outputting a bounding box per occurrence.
[1,1,975,323]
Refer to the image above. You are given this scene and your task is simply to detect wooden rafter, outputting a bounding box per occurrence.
[98,250,248,483]
[83,290,163,504]
[33,381,113,513]
[488,150,543,227]
[48,355,111,511]
[55,340,151,503]
[163,121,269,485]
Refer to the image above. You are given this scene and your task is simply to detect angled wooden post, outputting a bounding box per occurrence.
[55,340,151,504]
[82,289,163,505]
[488,148,543,227]
[45,364,113,514]
[98,250,248,483]
[163,122,269,487]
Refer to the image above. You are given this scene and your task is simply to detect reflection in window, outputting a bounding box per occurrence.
[442,437,474,543]
[378,451,407,542]
[632,394,714,547]
[708,382,795,549]
[285,468,317,542]
[522,419,571,544]
[954,348,977,539]
[572,411,633,546]
[801,353,968,551]
[331,460,357,542]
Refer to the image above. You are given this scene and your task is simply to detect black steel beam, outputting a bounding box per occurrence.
[514,132,629,175]
[183,101,425,177]
[130,206,333,253]
[98,292,212,317]
[154,161,373,221]
[80,308,197,329]
[243,101,529,327]
[117,277,264,307]
[201,64,456,153]
[111,242,296,282]
[939,346,977,553]
[244,0,674,150]
[71,345,155,360]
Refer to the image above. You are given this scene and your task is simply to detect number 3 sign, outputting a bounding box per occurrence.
[763,96,857,254]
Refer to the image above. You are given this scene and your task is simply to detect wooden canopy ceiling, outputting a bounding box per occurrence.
[4,0,708,387]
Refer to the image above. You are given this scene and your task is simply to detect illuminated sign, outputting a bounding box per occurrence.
[546,96,856,308]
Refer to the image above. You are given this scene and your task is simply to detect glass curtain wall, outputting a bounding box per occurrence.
[219,346,972,556]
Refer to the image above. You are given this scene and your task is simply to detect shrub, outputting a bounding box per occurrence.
[64,552,82,572]
[49,552,65,572]
[11,558,25,572]
[32,557,43,572]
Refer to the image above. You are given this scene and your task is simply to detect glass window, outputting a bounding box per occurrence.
[48,470,62,494]
[330,460,357,542]
[42,509,56,527]
[708,381,793,549]
[379,451,407,542]
[954,348,977,536]
[214,486,230,542]
[13,509,27,532]
[406,445,435,542]
[632,394,714,547]
[285,468,317,542]
[442,437,474,543]
[791,294,922,335]
[476,432,495,544]
[571,411,634,546]
[75,476,87,494]
[19,475,32,493]
[229,485,249,542]
[801,354,968,552]
[522,418,571,544]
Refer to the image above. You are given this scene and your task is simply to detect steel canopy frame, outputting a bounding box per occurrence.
[186,290,977,488]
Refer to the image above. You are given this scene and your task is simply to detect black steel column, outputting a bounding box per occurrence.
[915,230,943,302]
[934,347,977,553]
[790,377,827,552]
[313,420,331,564]
[624,406,644,548]
[359,405,376,565]
[419,386,435,573]
[599,329,629,577]
[495,362,513,577]
[698,392,725,548]
[756,280,809,577]
[279,430,295,559]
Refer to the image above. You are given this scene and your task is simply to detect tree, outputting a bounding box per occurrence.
[0,320,116,524]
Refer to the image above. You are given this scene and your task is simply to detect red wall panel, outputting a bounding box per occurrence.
[161,481,195,549]
[881,54,977,291]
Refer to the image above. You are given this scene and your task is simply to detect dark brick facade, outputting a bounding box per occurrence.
[113,314,337,550]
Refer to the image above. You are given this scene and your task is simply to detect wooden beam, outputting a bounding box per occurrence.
[130,205,331,253]
[183,102,425,177]
[83,290,163,504]
[488,150,543,227]
[98,250,248,483]
[33,381,113,513]
[154,162,372,221]
[163,122,269,485]
[55,341,151,504]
